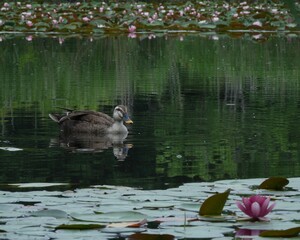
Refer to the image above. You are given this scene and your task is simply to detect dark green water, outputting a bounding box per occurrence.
[0,34,300,189]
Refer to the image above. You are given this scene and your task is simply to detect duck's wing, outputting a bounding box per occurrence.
[58,110,113,126]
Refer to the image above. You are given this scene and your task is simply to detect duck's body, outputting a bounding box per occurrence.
[49,105,133,134]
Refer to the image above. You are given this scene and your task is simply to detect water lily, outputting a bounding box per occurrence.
[82,17,90,22]
[253,20,262,27]
[128,25,136,33]
[26,20,33,27]
[236,195,275,221]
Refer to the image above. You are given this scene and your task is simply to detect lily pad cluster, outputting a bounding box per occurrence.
[0,1,298,35]
[0,177,299,239]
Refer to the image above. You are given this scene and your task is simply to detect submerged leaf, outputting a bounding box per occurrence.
[259,227,300,238]
[128,233,175,240]
[55,224,106,230]
[258,177,289,190]
[199,189,230,216]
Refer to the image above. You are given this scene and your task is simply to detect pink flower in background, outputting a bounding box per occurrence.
[212,16,219,22]
[236,195,275,221]
[26,20,33,27]
[128,25,136,33]
[82,17,90,22]
[253,20,262,27]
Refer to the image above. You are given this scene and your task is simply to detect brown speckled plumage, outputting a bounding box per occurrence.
[49,105,132,134]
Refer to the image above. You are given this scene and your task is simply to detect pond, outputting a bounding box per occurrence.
[0,33,300,190]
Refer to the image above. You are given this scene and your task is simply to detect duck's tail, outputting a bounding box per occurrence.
[49,107,75,123]
[49,113,60,123]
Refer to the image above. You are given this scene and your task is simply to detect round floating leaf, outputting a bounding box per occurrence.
[199,189,230,216]
[199,24,217,29]
[128,233,175,240]
[35,22,50,28]
[55,224,105,230]
[90,19,107,27]
[258,177,289,190]
[259,227,300,238]
[71,211,147,223]
[31,209,68,219]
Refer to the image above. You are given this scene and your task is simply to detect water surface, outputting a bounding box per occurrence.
[0,34,300,189]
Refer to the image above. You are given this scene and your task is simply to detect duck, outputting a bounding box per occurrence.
[49,105,133,134]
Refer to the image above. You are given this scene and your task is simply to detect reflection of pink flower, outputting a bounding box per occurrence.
[236,228,263,238]
[236,195,275,221]
[26,35,33,41]
[128,33,137,39]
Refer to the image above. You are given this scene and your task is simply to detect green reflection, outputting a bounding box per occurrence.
[0,35,299,189]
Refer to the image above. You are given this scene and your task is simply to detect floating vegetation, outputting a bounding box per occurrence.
[0,1,298,36]
[258,177,290,190]
[0,177,299,239]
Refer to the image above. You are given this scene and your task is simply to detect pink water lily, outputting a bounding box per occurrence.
[128,25,136,33]
[236,195,275,221]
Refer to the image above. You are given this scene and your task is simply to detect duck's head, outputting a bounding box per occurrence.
[113,105,133,124]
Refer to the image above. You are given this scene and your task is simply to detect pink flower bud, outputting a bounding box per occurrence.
[26,20,33,27]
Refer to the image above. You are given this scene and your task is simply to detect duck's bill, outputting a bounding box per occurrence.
[123,114,133,124]
[125,119,133,124]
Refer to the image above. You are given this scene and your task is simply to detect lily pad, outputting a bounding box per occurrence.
[258,177,289,190]
[71,211,147,223]
[259,226,300,238]
[31,209,68,219]
[199,189,230,216]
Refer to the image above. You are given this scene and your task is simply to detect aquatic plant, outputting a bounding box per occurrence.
[0,177,298,239]
[0,1,298,35]
[236,195,276,221]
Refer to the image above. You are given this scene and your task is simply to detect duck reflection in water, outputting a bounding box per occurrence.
[49,105,133,160]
